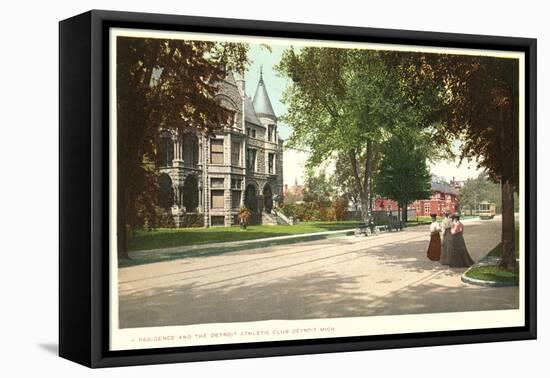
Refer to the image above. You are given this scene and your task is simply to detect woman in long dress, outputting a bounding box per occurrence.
[427,214,442,261]
[440,211,453,265]
[449,214,475,267]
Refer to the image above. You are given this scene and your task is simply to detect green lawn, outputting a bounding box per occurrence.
[128,221,359,251]
[464,265,519,285]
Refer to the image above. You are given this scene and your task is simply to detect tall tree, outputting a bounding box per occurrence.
[375,135,432,222]
[116,37,248,258]
[277,48,439,223]
[303,169,335,204]
[459,172,502,215]
[411,55,520,269]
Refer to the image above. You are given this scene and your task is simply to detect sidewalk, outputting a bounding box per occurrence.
[128,227,357,259]
[127,215,486,261]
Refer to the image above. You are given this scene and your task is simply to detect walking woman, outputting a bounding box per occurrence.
[449,214,475,268]
[427,213,442,261]
[440,211,453,265]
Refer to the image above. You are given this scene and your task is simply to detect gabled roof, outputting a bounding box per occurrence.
[431,181,458,195]
[252,70,276,120]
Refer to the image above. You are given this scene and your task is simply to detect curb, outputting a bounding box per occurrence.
[129,227,357,258]
[128,229,356,260]
[460,273,518,287]
[461,255,519,287]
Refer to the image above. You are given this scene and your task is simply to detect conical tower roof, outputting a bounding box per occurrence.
[252,68,276,120]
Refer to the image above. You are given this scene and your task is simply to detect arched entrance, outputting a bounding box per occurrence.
[263,184,273,213]
[158,173,174,209]
[181,175,199,212]
[244,184,260,224]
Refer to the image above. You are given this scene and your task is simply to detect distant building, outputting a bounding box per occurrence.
[413,179,459,216]
[450,176,465,191]
[157,71,284,227]
[283,178,305,203]
[374,177,459,217]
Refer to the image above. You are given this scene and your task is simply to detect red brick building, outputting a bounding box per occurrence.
[374,179,459,217]
[283,178,305,203]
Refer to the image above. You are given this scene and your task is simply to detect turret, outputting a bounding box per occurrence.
[252,68,277,123]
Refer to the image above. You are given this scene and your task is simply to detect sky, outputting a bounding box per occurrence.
[244,44,483,186]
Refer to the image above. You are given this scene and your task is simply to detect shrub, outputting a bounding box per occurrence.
[181,213,204,228]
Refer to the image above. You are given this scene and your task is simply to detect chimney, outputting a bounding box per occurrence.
[235,71,246,98]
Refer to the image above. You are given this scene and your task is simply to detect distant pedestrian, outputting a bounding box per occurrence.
[440,211,453,265]
[427,213,442,261]
[449,214,475,268]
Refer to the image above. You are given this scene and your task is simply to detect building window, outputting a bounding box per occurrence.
[210,139,224,164]
[247,149,257,171]
[211,190,224,209]
[268,125,274,142]
[232,190,241,209]
[159,136,173,167]
[231,141,241,166]
[268,153,275,174]
[246,127,256,138]
[424,203,431,214]
[211,216,225,226]
[231,178,242,189]
[183,134,199,167]
[211,178,224,189]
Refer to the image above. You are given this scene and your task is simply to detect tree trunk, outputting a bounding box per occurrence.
[364,139,373,222]
[499,177,516,269]
[117,186,130,260]
[348,150,369,223]
[401,204,408,223]
[397,205,401,222]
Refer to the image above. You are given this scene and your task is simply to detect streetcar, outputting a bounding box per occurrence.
[477,201,496,220]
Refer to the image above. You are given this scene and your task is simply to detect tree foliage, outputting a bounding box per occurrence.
[459,172,501,214]
[277,48,443,222]
[116,37,248,257]
[405,54,520,269]
[303,169,335,203]
[375,135,432,222]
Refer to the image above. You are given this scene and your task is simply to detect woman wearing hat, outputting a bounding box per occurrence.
[440,211,453,265]
[427,213,442,261]
[449,214,474,267]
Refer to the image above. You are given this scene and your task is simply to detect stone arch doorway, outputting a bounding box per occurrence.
[263,184,273,213]
[181,175,199,212]
[244,184,260,224]
[158,173,174,209]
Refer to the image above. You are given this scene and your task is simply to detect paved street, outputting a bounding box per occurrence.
[118,216,518,328]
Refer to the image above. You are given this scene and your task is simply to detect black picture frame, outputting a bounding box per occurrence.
[59,9,537,368]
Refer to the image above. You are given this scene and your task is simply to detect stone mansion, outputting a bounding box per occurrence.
[157,71,284,227]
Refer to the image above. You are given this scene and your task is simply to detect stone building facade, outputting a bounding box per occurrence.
[157,71,284,227]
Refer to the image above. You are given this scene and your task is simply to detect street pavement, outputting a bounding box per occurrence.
[118,216,518,328]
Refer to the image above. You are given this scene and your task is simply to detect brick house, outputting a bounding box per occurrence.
[374,178,459,217]
[157,71,284,227]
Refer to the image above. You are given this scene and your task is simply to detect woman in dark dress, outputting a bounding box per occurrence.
[440,211,453,265]
[427,214,442,261]
[449,214,474,268]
